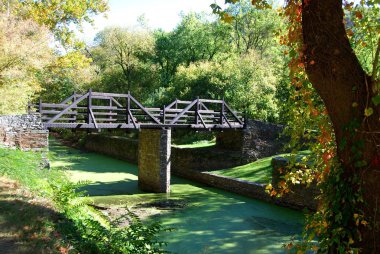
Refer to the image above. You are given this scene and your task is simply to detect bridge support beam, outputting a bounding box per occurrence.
[138,129,171,193]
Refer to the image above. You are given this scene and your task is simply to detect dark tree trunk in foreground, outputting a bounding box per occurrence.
[302,0,380,253]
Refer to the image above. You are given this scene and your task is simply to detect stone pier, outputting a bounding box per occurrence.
[138,128,171,193]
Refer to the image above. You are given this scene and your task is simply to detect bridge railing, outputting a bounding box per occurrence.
[29,90,245,129]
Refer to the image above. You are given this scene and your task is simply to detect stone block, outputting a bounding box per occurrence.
[138,129,171,193]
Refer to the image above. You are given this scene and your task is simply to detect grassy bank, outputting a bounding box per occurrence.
[0,147,168,254]
[212,151,311,184]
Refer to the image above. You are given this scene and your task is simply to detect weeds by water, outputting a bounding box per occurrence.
[0,147,169,253]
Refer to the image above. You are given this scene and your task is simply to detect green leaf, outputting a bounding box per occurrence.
[372,95,380,106]
[364,107,374,117]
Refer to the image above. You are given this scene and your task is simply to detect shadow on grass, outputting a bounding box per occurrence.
[0,198,62,253]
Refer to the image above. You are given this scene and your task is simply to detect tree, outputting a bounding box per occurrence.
[213,0,380,252]
[169,51,279,121]
[154,13,231,86]
[91,27,159,100]
[37,51,96,103]
[301,1,380,251]
[0,14,51,114]
[0,0,108,46]
[226,0,282,56]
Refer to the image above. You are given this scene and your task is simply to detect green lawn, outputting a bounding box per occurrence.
[212,151,311,184]
[212,156,274,184]
[172,140,216,148]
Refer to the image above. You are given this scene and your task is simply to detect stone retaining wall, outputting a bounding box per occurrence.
[83,134,241,171]
[216,120,287,164]
[83,134,139,163]
[0,114,48,151]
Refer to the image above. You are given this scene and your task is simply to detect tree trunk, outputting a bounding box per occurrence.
[302,0,380,252]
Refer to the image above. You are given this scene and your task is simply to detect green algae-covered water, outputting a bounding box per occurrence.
[49,139,304,254]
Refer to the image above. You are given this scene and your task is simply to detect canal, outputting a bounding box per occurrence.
[49,138,304,254]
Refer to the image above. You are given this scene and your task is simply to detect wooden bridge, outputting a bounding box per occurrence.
[29,90,245,130]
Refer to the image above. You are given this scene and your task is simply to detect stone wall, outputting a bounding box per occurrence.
[83,134,241,171]
[83,134,139,163]
[216,120,287,163]
[0,114,48,151]
[174,168,315,210]
[171,146,241,172]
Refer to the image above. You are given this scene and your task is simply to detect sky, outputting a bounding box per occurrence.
[77,0,227,44]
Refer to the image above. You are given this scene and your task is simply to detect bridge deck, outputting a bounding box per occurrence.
[29,90,245,130]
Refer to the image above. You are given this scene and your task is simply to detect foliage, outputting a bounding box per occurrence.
[91,26,159,100]
[0,0,109,46]
[226,0,283,56]
[167,51,279,122]
[0,147,169,253]
[38,51,96,103]
[153,13,231,86]
[0,14,52,114]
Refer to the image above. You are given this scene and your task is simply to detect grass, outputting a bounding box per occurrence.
[0,148,72,253]
[172,140,216,148]
[212,156,274,184]
[212,151,311,184]
[0,146,169,254]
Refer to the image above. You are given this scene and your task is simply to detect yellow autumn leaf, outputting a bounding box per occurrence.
[222,13,234,23]
[364,107,374,117]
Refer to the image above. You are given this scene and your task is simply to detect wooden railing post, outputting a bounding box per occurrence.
[127,91,131,125]
[220,98,225,125]
[163,105,166,124]
[195,97,200,125]
[87,89,92,125]
[109,97,113,122]
[72,92,77,123]
[27,99,31,114]
[39,98,42,114]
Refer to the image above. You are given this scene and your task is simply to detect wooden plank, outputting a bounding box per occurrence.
[93,112,118,116]
[92,92,130,98]
[89,108,98,129]
[164,100,177,110]
[94,118,118,122]
[111,97,123,108]
[169,100,197,124]
[41,103,69,108]
[223,103,244,125]
[129,95,161,124]
[198,99,224,104]
[176,100,192,104]
[44,123,140,129]
[47,92,89,124]
[92,105,119,110]
[127,110,137,128]
[41,110,78,115]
